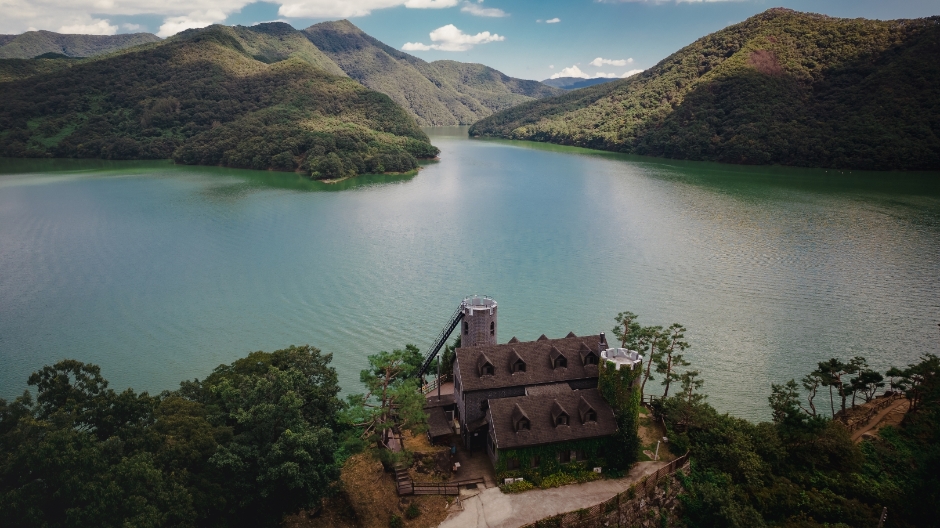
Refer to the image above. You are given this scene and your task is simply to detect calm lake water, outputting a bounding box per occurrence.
[2,127,939,420]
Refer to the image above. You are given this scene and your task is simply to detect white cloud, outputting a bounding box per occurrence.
[461,1,507,17]
[549,65,589,79]
[590,57,633,67]
[279,0,458,18]
[598,0,739,3]
[402,23,503,52]
[622,68,643,77]
[58,18,118,35]
[545,17,560,23]
[121,22,143,31]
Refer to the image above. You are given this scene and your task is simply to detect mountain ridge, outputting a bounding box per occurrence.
[0,30,161,59]
[302,20,563,126]
[0,24,438,179]
[470,8,940,171]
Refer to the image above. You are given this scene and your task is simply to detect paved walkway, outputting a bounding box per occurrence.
[439,461,667,528]
[852,398,911,442]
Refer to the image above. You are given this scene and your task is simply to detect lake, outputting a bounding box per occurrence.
[1,127,938,420]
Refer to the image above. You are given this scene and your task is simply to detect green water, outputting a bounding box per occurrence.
[1,127,938,420]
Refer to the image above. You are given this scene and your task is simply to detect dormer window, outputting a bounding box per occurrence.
[509,348,526,374]
[477,352,495,377]
[584,353,598,366]
[551,400,570,428]
[511,403,531,433]
[550,346,568,369]
[578,395,598,424]
[580,342,599,366]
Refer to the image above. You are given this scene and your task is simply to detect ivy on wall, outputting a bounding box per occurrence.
[494,437,609,484]
[598,359,642,470]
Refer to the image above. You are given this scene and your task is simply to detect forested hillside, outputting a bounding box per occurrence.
[470,9,940,171]
[303,20,563,126]
[0,31,160,59]
[0,23,438,179]
[541,77,616,90]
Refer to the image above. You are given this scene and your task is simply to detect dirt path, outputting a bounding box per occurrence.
[438,461,667,528]
[851,398,911,442]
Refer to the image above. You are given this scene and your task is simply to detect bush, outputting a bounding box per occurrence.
[499,479,535,493]
[404,502,420,519]
[389,514,403,528]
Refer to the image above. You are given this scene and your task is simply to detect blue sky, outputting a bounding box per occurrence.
[4,0,938,80]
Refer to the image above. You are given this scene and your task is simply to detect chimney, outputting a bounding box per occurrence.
[599,332,606,352]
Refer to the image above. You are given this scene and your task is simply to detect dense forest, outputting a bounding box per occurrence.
[303,20,563,126]
[470,9,940,171]
[0,23,438,179]
[0,31,161,59]
[0,347,346,527]
[614,312,940,527]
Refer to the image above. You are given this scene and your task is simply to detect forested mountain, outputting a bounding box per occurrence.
[471,9,940,171]
[0,31,160,59]
[541,77,616,90]
[302,20,563,126]
[0,23,438,179]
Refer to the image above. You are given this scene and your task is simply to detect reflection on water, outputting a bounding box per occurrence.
[1,133,938,421]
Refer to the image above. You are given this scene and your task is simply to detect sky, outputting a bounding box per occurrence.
[2,0,938,80]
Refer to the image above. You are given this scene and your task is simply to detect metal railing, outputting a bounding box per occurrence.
[422,373,454,395]
[416,303,465,378]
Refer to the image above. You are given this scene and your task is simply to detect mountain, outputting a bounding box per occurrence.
[471,9,940,171]
[0,23,438,179]
[0,31,161,59]
[541,77,617,90]
[302,20,563,126]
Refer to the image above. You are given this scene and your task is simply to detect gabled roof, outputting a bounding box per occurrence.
[579,342,598,364]
[549,346,567,368]
[488,389,616,450]
[508,336,519,343]
[550,400,569,423]
[510,403,530,431]
[456,333,606,391]
[537,334,549,341]
[566,331,577,338]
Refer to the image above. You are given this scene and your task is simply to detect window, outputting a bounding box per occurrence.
[585,353,598,366]
[512,360,526,373]
[482,363,494,376]
[506,457,520,470]
[556,414,569,426]
[558,450,571,463]
[574,450,587,461]
[585,410,597,422]
[490,321,495,335]
[463,321,469,335]
[517,418,530,431]
[480,399,489,412]
[530,455,541,468]
[553,356,567,369]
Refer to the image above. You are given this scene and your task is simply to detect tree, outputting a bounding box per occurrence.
[816,358,849,419]
[851,369,885,404]
[612,311,641,349]
[656,323,690,398]
[887,354,940,411]
[799,372,823,417]
[637,325,664,399]
[345,346,427,449]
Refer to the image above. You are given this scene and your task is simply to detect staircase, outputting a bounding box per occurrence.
[394,464,413,495]
[416,303,465,378]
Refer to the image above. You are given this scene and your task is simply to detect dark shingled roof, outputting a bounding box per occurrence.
[456,334,607,392]
[489,389,616,449]
[426,407,453,439]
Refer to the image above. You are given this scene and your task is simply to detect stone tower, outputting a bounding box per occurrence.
[460,295,497,347]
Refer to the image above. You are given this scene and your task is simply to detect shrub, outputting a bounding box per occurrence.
[405,502,420,519]
[389,514,403,528]
[499,479,535,493]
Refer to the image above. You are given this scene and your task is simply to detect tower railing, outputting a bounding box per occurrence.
[416,303,465,378]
